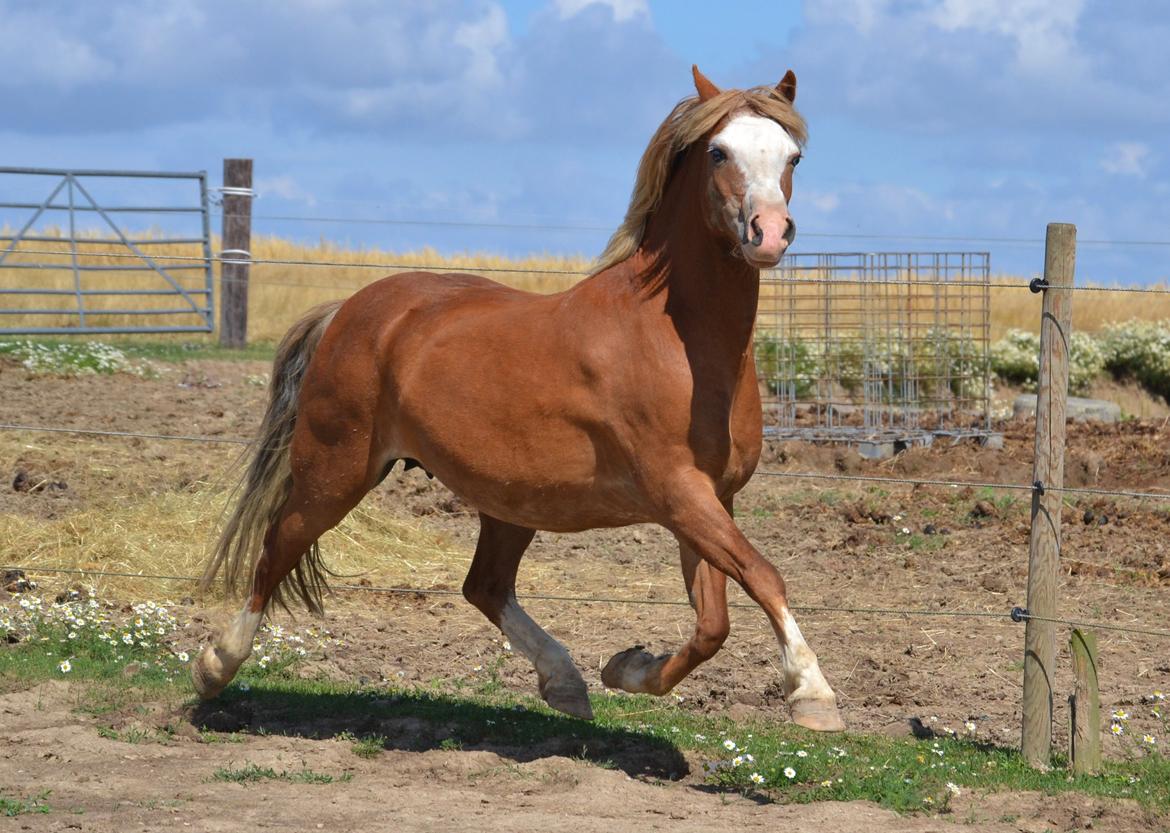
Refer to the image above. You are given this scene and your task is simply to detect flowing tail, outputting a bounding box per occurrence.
[199,300,343,614]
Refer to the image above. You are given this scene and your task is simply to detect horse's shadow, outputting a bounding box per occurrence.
[188,683,690,781]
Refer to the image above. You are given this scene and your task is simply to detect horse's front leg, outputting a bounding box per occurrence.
[609,475,844,731]
[602,503,731,696]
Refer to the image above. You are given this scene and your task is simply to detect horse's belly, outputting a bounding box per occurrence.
[393,398,650,531]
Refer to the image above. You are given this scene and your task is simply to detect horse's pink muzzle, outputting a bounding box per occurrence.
[742,207,796,267]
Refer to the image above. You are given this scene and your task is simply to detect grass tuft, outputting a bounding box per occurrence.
[211,762,351,784]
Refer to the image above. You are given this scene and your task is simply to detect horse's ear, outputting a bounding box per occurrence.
[776,69,797,104]
[692,65,720,102]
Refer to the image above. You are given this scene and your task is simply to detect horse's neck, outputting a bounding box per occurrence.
[631,165,760,373]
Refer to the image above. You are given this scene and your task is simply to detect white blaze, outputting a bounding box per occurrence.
[710,113,800,209]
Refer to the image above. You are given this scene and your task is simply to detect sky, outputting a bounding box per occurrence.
[1,0,1168,284]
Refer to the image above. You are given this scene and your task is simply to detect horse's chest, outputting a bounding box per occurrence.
[688,370,763,494]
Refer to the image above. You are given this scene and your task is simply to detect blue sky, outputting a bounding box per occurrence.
[1,0,1167,283]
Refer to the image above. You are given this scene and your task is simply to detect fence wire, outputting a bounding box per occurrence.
[210,209,1170,249]
[6,564,1168,640]
[7,244,1170,295]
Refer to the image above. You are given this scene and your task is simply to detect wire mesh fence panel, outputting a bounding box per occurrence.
[756,252,992,448]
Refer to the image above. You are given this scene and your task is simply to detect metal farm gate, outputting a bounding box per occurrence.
[0,167,213,334]
[756,252,993,454]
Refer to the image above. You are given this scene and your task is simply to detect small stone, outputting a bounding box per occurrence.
[972,500,997,518]
[123,662,142,679]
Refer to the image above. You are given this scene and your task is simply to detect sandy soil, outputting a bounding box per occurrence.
[2,357,1169,831]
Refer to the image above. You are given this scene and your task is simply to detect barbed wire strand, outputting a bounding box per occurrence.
[5,245,1170,295]
[5,563,1167,638]
[3,420,1170,503]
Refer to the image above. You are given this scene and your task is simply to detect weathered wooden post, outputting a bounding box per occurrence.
[218,158,253,348]
[1069,628,1101,774]
[1021,222,1075,768]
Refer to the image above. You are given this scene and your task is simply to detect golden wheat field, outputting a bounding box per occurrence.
[1,228,1167,340]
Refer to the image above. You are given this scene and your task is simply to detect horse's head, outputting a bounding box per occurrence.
[695,66,801,269]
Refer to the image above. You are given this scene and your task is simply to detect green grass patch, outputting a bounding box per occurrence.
[904,533,946,552]
[346,733,386,759]
[976,487,1019,516]
[0,336,273,372]
[0,790,52,817]
[211,762,351,785]
[109,338,275,364]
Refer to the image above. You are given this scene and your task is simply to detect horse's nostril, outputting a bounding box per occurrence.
[750,216,764,247]
[784,218,797,245]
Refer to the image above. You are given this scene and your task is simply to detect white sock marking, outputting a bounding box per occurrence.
[498,598,580,685]
[219,606,263,664]
[775,609,835,700]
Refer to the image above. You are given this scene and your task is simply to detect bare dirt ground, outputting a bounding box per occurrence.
[2,358,1169,832]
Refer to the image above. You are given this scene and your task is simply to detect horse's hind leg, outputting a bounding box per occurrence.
[193,435,373,699]
[462,514,592,720]
[602,517,730,696]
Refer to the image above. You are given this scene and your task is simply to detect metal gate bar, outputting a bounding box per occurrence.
[0,167,214,335]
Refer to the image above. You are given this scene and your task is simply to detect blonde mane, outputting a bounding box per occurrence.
[593,85,807,274]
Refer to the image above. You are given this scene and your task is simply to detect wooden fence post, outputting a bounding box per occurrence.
[1021,222,1076,768]
[218,158,253,348]
[1069,629,1101,774]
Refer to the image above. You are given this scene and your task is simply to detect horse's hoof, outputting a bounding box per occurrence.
[790,697,845,732]
[191,644,232,701]
[601,647,667,695]
[540,677,594,720]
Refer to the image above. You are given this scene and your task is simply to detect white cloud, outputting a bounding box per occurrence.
[1101,141,1151,177]
[0,8,114,88]
[256,175,317,207]
[808,0,895,33]
[927,0,1086,74]
[555,0,649,23]
[455,3,510,88]
[809,0,1087,75]
[805,191,840,213]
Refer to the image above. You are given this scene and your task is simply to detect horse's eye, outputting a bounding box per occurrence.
[709,147,726,165]
[790,154,802,167]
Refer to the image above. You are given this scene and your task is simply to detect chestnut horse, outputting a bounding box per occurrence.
[194,66,844,732]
